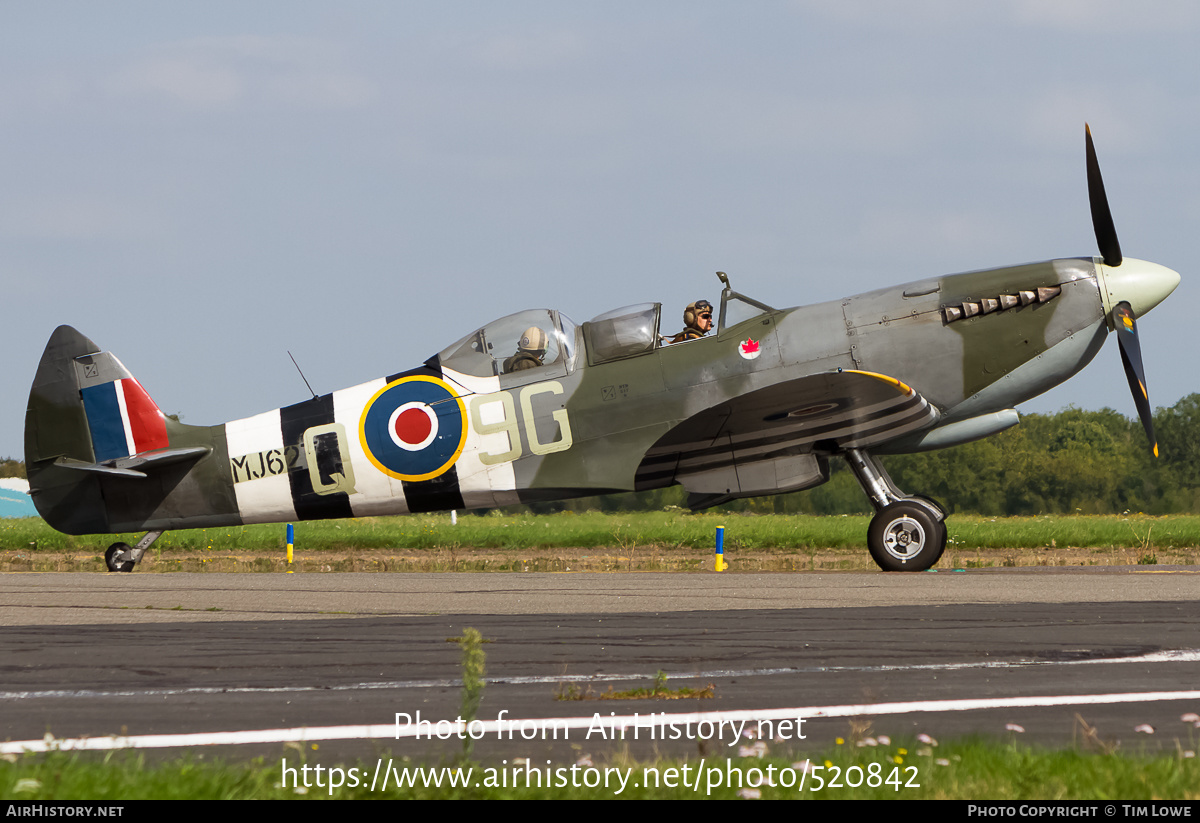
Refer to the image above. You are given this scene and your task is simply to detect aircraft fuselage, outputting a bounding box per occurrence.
[26,254,1175,536]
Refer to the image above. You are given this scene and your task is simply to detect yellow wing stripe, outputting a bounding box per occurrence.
[842,369,914,396]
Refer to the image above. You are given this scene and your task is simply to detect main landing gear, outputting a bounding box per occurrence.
[104,530,165,573]
[843,448,946,572]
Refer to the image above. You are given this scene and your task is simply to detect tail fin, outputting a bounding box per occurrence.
[25,326,211,534]
[25,326,111,532]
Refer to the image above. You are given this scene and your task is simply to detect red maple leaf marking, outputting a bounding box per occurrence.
[740,338,760,354]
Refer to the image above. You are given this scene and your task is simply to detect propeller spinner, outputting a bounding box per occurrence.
[1086,124,1179,456]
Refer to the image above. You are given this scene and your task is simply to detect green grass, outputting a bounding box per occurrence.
[3,736,1197,799]
[4,511,1200,572]
[556,670,716,701]
[4,511,1200,554]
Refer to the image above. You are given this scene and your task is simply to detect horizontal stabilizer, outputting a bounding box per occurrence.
[54,445,212,479]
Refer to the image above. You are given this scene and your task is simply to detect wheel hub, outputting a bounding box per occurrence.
[882,516,925,560]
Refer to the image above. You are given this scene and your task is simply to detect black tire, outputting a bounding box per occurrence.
[910,495,948,563]
[105,543,135,573]
[931,522,948,564]
[867,501,945,572]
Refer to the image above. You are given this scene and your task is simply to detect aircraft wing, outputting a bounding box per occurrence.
[635,369,939,506]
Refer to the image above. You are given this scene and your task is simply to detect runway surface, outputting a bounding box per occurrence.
[2,568,1198,765]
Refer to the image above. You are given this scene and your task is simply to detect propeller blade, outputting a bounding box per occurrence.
[1086,124,1123,267]
[1112,301,1157,456]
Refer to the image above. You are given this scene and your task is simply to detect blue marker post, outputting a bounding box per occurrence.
[286,523,294,573]
[715,525,726,572]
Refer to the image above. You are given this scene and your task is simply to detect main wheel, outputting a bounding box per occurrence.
[105,543,135,573]
[910,495,948,563]
[867,501,945,572]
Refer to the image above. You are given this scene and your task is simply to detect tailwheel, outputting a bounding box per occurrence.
[105,543,135,573]
[867,500,945,572]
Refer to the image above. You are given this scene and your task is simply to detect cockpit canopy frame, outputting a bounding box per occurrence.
[582,302,661,366]
[437,308,578,380]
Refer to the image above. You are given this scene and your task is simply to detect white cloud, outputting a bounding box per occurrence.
[103,35,374,110]
[469,30,587,71]
[108,56,242,107]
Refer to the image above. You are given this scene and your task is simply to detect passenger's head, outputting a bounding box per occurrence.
[518,326,549,358]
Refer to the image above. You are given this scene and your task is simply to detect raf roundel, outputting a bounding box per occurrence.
[389,402,438,451]
[359,376,467,481]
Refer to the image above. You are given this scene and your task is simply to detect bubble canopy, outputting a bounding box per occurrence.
[437,308,577,378]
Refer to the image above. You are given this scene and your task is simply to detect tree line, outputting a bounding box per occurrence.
[4,394,1200,516]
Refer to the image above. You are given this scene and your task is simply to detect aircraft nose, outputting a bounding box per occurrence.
[1097,258,1181,319]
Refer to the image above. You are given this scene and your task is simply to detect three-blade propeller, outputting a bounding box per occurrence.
[1087,124,1158,456]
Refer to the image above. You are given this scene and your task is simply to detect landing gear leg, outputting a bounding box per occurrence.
[104,530,165,573]
[843,448,946,572]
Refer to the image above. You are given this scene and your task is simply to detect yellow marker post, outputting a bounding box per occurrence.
[286,523,294,573]
[715,525,726,572]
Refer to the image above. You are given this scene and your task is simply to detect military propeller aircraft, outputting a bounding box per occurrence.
[25,126,1179,572]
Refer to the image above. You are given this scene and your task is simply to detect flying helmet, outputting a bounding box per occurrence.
[683,299,714,329]
[518,326,549,353]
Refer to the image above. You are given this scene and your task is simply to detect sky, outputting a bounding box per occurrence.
[3,1,1199,460]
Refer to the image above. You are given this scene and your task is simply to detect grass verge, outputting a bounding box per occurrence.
[3,512,1199,572]
[3,735,1197,799]
[556,670,716,701]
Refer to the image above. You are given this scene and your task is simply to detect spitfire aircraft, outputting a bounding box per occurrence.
[25,127,1179,572]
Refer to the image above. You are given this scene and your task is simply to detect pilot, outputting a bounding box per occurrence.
[503,326,549,373]
[669,299,714,343]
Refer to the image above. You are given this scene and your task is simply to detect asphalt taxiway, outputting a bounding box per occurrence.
[2,569,1198,762]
